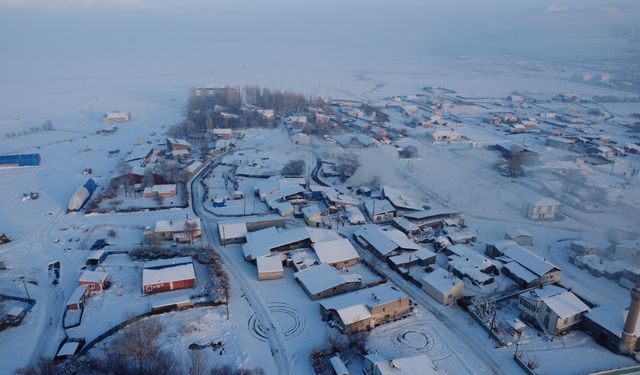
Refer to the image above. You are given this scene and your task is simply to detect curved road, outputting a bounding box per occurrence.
[190,156,293,375]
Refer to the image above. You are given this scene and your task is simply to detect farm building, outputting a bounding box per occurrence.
[66,285,90,310]
[518,285,589,336]
[142,257,196,295]
[319,284,411,333]
[85,250,107,266]
[147,217,202,242]
[523,196,561,220]
[421,268,464,306]
[78,270,109,292]
[0,153,41,168]
[311,238,360,269]
[294,263,361,300]
[256,255,284,280]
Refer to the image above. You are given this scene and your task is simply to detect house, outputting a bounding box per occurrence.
[363,353,439,375]
[312,238,360,269]
[505,228,534,246]
[428,129,462,144]
[570,240,597,256]
[142,257,196,295]
[391,217,420,236]
[382,185,422,211]
[147,218,202,243]
[364,198,396,223]
[242,227,311,261]
[388,248,436,272]
[166,138,192,152]
[354,225,421,258]
[103,111,130,123]
[345,206,366,225]
[446,244,496,286]
[546,136,575,149]
[421,268,464,306]
[256,255,284,280]
[319,284,411,333]
[66,285,90,310]
[500,246,561,287]
[295,263,361,300]
[143,184,177,199]
[523,196,561,220]
[402,209,464,229]
[302,204,325,227]
[585,303,640,353]
[78,270,109,292]
[184,161,204,178]
[211,128,232,140]
[0,153,41,168]
[518,285,589,335]
[485,240,518,258]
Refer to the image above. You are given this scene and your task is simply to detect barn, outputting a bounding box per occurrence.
[142,257,196,295]
[66,285,90,310]
[78,270,109,292]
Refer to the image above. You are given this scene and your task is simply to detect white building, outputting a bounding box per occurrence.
[256,255,284,280]
[518,285,589,335]
[104,111,130,123]
[523,196,561,220]
[428,129,463,144]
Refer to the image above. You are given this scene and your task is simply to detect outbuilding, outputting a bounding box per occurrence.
[421,268,464,305]
[78,270,109,292]
[142,257,196,295]
[66,285,90,310]
[256,255,284,280]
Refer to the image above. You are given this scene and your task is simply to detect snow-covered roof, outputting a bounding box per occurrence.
[185,161,203,174]
[218,222,248,241]
[329,356,349,375]
[305,227,343,243]
[57,342,80,357]
[504,261,538,284]
[489,240,518,253]
[527,196,561,207]
[324,190,359,206]
[503,246,560,276]
[388,248,435,266]
[319,284,408,316]
[301,204,323,218]
[256,255,284,274]
[87,249,105,261]
[586,303,640,337]
[167,137,191,147]
[505,228,533,240]
[402,209,460,220]
[145,184,176,195]
[242,227,310,260]
[125,147,152,162]
[364,198,396,215]
[67,285,89,305]
[543,291,589,319]
[79,270,108,284]
[312,239,360,265]
[295,263,350,296]
[142,263,195,286]
[366,353,438,375]
[392,216,419,233]
[144,256,193,269]
[421,268,462,294]
[382,185,422,211]
[354,225,400,256]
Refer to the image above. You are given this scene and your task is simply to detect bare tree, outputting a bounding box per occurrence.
[188,349,208,375]
[281,159,305,176]
[116,319,164,373]
[118,159,133,197]
[143,168,155,188]
[184,218,200,244]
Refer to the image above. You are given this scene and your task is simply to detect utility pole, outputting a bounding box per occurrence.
[22,279,30,300]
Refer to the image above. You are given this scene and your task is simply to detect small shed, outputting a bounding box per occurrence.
[78,270,109,292]
[505,228,533,246]
[66,285,90,310]
[256,255,284,280]
[570,240,597,256]
[329,355,349,375]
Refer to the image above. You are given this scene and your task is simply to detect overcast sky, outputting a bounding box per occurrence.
[0,1,638,90]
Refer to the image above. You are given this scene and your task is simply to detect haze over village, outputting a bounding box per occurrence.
[1,1,640,374]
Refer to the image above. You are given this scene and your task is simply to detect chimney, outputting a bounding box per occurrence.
[620,279,640,354]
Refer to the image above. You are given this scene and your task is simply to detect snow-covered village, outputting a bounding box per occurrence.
[1,1,640,375]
